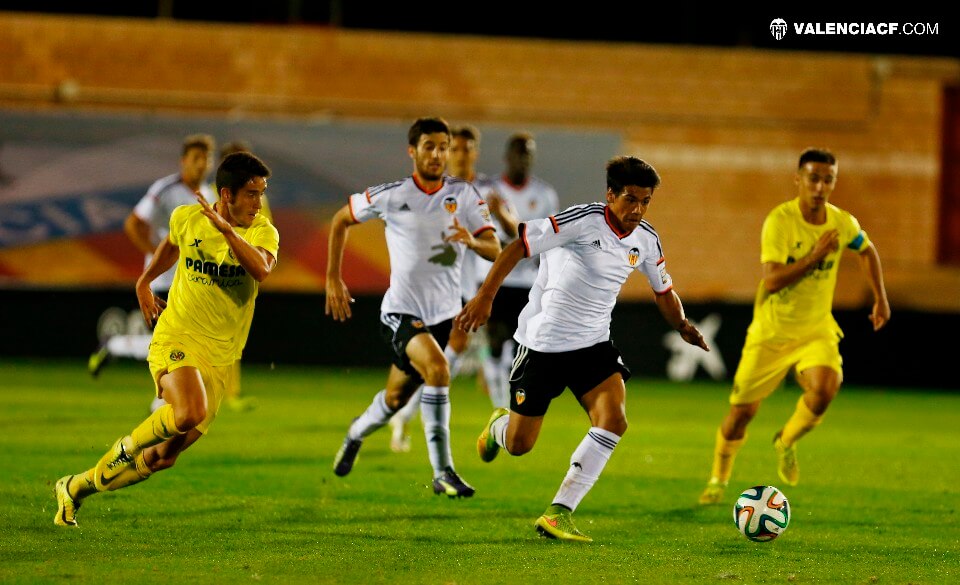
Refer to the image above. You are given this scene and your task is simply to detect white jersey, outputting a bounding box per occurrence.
[133,173,216,292]
[474,175,559,290]
[515,202,673,353]
[349,175,495,325]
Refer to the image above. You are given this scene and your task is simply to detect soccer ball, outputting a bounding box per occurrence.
[733,485,790,542]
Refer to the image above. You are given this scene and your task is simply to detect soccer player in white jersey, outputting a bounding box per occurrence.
[387,124,506,453]
[89,134,216,384]
[473,133,560,409]
[327,117,501,497]
[458,156,709,541]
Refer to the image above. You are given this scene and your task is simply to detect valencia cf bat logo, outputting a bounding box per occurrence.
[628,248,640,267]
[515,389,526,405]
[443,197,458,214]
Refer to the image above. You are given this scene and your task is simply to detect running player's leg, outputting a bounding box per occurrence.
[55,365,206,526]
[700,338,790,503]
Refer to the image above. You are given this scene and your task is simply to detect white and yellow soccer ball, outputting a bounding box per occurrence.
[733,485,790,542]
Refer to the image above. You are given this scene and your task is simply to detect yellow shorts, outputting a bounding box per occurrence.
[146,340,238,434]
[729,333,843,405]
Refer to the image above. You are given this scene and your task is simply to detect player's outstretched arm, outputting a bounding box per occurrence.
[456,239,525,332]
[654,290,710,351]
[487,193,519,239]
[856,242,890,331]
[325,204,358,322]
[124,212,155,255]
[135,237,178,329]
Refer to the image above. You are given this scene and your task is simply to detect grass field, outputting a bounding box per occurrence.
[1,358,957,584]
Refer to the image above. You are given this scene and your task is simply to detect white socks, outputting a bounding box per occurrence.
[347,390,395,441]
[420,385,453,476]
[551,427,620,512]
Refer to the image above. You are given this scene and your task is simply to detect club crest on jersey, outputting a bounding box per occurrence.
[169,350,185,362]
[443,197,458,214]
[628,247,640,267]
[411,319,425,329]
[515,389,526,405]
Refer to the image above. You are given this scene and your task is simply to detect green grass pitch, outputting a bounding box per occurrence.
[0,359,957,584]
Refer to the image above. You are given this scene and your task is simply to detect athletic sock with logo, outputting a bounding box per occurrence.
[420,385,453,476]
[551,427,620,512]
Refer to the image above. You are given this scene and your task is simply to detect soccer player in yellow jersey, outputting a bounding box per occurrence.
[53,152,278,527]
[698,148,890,505]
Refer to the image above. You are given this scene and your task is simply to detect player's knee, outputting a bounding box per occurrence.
[173,405,206,431]
[805,392,835,415]
[598,415,628,437]
[506,435,535,456]
[421,360,450,386]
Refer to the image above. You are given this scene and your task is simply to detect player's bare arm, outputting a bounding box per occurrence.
[456,238,525,332]
[135,237,178,328]
[654,290,710,351]
[123,212,155,255]
[856,242,891,331]
[444,217,501,261]
[487,193,519,238]
[762,229,840,293]
[194,192,275,283]
[325,204,358,322]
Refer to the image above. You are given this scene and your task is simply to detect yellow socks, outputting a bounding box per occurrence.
[780,396,823,446]
[69,469,99,500]
[710,427,746,484]
[106,453,154,491]
[130,404,183,451]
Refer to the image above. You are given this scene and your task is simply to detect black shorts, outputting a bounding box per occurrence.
[379,313,453,380]
[508,340,631,417]
[487,286,531,352]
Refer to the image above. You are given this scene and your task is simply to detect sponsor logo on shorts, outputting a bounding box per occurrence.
[515,389,526,405]
[443,197,458,214]
[169,350,185,362]
[411,319,425,329]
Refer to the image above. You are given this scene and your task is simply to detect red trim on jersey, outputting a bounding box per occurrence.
[472,226,496,237]
[364,189,371,204]
[519,223,532,257]
[348,197,359,223]
[604,206,632,239]
[656,257,665,265]
[654,285,674,296]
[412,173,444,195]
[549,215,559,233]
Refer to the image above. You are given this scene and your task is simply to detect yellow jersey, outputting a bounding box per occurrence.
[748,198,869,342]
[153,204,279,365]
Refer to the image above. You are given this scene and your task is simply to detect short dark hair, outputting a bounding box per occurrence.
[451,124,480,144]
[798,148,836,168]
[606,156,661,194]
[408,117,451,146]
[182,134,215,157]
[506,132,535,153]
[216,152,271,195]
